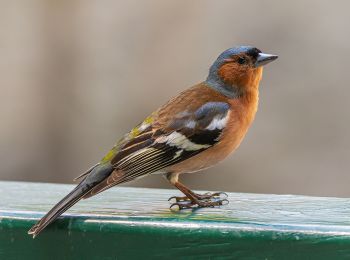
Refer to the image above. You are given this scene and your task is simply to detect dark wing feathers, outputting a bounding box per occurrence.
[187,129,222,145]
[83,145,183,198]
[83,101,230,198]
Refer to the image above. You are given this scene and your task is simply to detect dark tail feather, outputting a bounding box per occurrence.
[28,163,114,238]
[28,183,91,238]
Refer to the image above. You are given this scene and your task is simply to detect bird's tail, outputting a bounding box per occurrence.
[28,164,113,238]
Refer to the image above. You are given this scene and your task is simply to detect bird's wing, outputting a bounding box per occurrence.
[83,101,231,198]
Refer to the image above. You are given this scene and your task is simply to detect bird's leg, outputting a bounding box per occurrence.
[167,182,199,203]
[165,173,228,209]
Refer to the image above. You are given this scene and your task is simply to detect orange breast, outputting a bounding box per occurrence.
[167,89,259,174]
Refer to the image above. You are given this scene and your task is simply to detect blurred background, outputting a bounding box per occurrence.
[1,0,350,197]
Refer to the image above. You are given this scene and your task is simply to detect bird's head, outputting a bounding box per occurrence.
[205,46,278,97]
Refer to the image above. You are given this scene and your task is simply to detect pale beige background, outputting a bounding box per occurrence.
[1,0,350,197]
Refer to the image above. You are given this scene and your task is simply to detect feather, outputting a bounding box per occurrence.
[73,163,100,181]
[82,101,231,198]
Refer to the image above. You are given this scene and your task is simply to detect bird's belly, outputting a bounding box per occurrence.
[166,118,251,174]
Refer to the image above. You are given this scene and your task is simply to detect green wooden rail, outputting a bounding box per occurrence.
[1,181,350,259]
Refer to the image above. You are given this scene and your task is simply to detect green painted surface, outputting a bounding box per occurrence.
[1,181,350,259]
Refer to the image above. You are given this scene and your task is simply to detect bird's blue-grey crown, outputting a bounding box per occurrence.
[212,46,261,70]
[205,46,277,98]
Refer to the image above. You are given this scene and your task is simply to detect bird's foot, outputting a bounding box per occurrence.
[170,198,229,210]
[168,192,228,202]
[169,192,229,210]
[194,192,228,201]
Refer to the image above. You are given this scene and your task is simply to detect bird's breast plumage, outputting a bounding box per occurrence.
[166,84,259,174]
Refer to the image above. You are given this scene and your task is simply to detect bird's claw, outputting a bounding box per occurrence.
[168,191,228,203]
[169,198,229,210]
[170,201,195,210]
[168,196,191,202]
[195,192,228,200]
[197,198,229,208]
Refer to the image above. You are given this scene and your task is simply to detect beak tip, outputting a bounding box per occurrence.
[255,53,278,67]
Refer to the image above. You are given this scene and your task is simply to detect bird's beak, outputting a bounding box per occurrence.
[255,53,278,67]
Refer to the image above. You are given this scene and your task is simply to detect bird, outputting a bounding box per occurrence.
[28,45,278,237]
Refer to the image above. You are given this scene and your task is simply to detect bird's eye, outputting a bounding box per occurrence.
[237,57,246,64]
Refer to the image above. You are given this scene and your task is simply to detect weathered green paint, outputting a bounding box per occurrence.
[1,181,350,259]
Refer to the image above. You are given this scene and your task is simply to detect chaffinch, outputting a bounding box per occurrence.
[29,46,277,237]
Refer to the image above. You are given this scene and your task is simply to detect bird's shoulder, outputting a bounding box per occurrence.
[155,83,229,124]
